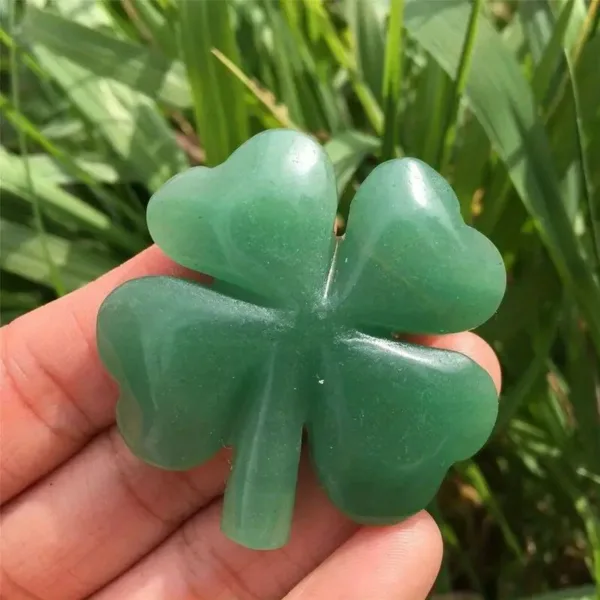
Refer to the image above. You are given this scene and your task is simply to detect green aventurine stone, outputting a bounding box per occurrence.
[97,129,506,550]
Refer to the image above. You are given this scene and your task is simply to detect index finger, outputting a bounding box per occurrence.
[0,245,199,504]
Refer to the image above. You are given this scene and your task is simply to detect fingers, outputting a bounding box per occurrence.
[92,460,355,600]
[283,511,443,600]
[1,329,499,599]
[0,246,202,503]
[0,429,230,600]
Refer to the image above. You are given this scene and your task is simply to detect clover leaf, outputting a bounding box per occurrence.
[97,129,506,550]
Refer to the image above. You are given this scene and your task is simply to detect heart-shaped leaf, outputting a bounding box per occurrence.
[97,276,284,469]
[308,333,497,522]
[147,129,338,307]
[332,158,506,334]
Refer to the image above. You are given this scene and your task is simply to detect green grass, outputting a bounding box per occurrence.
[1,0,598,597]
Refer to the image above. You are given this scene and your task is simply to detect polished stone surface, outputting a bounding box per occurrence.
[97,129,506,550]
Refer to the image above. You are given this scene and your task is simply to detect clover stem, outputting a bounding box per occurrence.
[221,350,305,550]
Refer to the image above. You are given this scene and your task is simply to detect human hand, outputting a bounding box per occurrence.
[0,246,501,600]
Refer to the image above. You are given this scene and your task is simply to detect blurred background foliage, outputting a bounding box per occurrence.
[0,0,598,598]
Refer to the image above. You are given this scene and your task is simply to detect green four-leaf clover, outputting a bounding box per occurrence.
[97,129,506,550]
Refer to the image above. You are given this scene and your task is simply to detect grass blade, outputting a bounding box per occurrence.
[451,114,490,220]
[300,0,383,133]
[404,0,600,353]
[347,0,386,103]
[20,7,191,109]
[437,0,484,173]
[565,35,600,264]
[567,0,599,66]
[457,461,525,562]
[23,155,122,184]
[381,0,404,161]
[566,313,600,473]
[519,0,555,65]
[279,0,342,132]
[0,219,117,291]
[178,0,249,166]
[31,44,186,191]
[531,0,575,104]
[552,0,590,54]
[495,310,560,433]
[407,57,451,167]
[211,49,299,130]
[8,0,64,297]
[544,0,599,121]
[260,0,308,128]
[0,91,145,229]
[125,0,179,59]
[0,150,138,252]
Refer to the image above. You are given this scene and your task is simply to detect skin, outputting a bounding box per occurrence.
[0,246,501,600]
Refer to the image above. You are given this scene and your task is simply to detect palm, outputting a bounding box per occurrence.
[0,244,500,599]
